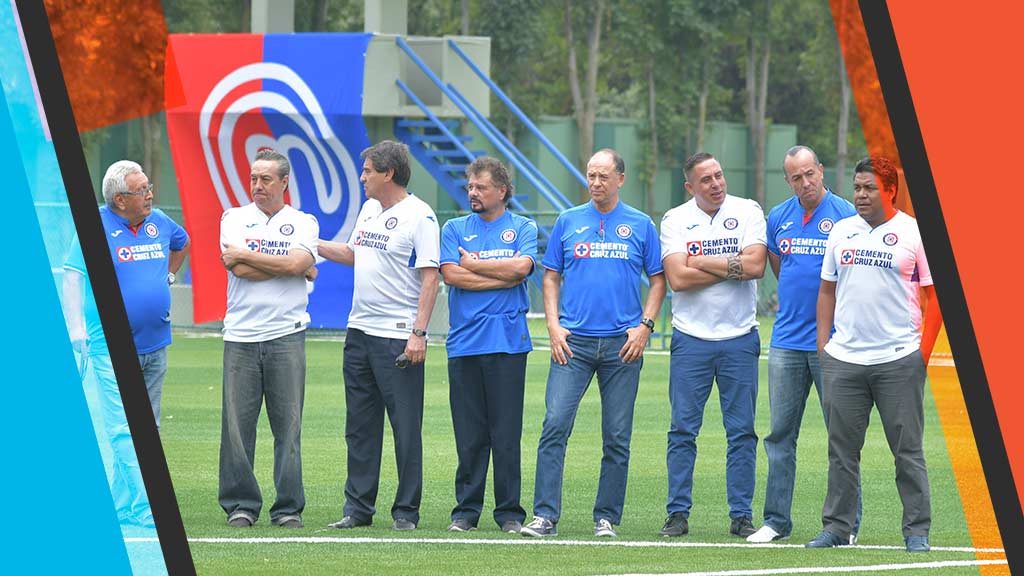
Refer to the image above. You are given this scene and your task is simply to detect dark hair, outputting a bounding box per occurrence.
[592,148,625,175]
[361,140,411,187]
[854,156,899,199]
[254,148,290,179]
[683,152,716,181]
[466,156,514,205]
[785,145,820,165]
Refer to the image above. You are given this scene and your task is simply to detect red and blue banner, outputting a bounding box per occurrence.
[165,33,372,328]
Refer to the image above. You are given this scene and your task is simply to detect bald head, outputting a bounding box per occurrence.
[783,146,826,211]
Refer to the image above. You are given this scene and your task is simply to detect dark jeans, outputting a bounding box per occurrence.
[219,330,306,523]
[342,328,424,524]
[449,352,528,527]
[820,350,930,539]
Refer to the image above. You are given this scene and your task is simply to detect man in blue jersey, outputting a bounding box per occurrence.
[660,152,767,539]
[440,157,536,534]
[748,146,857,543]
[520,149,666,539]
[63,160,189,528]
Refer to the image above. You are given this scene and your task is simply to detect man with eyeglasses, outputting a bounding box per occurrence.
[63,160,189,527]
[440,156,536,534]
[521,148,666,539]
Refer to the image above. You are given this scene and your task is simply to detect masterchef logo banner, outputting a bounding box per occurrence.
[165,33,372,327]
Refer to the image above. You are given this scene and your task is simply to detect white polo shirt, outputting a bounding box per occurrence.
[661,195,767,341]
[822,211,932,365]
[221,202,319,343]
[347,194,440,340]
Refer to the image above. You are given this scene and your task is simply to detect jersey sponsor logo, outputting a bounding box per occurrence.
[574,225,590,235]
[145,222,159,238]
[353,229,389,250]
[385,217,398,230]
[687,241,703,256]
[779,238,791,254]
[689,237,739,257]
[243,238,293,256]
[686,223,699,230]
[245,222,259,228]
[478,248,515,259]
[463,234,478,242]
[501,228,517,243]
[111,229,124,237]
[117,242,167,262]
[818,218,834,234]
[723,217,738,230]
[841,248,894,269]
[280,223,295,236]
[780,221,794,231]
[615,224,632,239]
[846,232,860,239]
[574,241,630,260]
[883,232,898,246]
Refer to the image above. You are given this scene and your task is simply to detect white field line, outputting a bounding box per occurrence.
[603,558,1007,576]
[123,536,1004,554]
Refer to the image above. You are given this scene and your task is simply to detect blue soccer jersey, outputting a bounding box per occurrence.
[441,211,537,358]
[94,206,189,354]
[542,201,663,337]
[766,190,855,351]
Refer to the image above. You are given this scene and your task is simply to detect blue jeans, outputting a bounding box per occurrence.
[667,329,759,519]
[219,330,306,523]
[763,347,861,536]
[532,333,642,524]
[138,347,168,430]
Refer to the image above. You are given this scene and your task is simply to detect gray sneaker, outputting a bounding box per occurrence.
[227,511,255,528]
[594,519,617,538]
[659,513,688,537]
[274,515,303,529]
[500,520,523,534]
[520,516,557,537]
[392,518,417,531]
[447,518,476,532]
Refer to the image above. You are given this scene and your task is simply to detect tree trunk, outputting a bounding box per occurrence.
[697,53,710,151]
[141,113,162,197]
[754,32,770,207]
[461,0,470,35]
[310,0,328,31]
[747,1,771,208]
[565,0,605,201]
[646,59,657,215]
[836,49,852,198]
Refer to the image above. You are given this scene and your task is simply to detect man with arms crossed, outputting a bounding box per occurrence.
[807,156,941,552]
[521,148,666,539]
[659,152,766,538]
[218,149,319,529]
[748,146,856,543]
[319,140,440,532]
[441,157,536,534]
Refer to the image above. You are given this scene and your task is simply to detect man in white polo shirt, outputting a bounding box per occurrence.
[318,140,440,532]
[218,149,320,529]
[807,156,941,553]
[659,152,767,538]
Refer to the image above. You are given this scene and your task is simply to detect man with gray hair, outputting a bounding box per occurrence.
[319,140,440,532]
[218,149,320,529]
[63,159,189,527]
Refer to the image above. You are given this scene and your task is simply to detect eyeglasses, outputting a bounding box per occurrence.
[120,183,154,197]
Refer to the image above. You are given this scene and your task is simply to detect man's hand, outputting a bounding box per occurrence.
[548,323,573,365]
[304,266,318,281]
[458,246,479,271]
[405,333,427,365]
[221,243,248,269]
[619,325,650,363]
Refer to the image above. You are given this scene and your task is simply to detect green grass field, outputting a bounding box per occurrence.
[160,331,990,575]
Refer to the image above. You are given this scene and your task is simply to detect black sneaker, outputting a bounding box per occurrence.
[392,518,417,531]
[227,511,255,528]
[447,518,476,532]
[905,535,930,552]
[274,515,303,529]
[806,530,850,548]
[520,516,557,537]
[730,517,756,538]
[659,513,688,537]
[500,520,523,534]
[328,515,372,529]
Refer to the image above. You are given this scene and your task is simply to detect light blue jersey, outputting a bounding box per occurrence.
[542,201,663,337]
[441,211,537,358]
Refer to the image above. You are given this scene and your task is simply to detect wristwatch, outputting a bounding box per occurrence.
[640,317,655,332]
[167,272,176,285]
[411,328,427,337]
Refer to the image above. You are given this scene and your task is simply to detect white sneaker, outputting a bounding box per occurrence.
[746,525,787,543]
[594,518,617,538]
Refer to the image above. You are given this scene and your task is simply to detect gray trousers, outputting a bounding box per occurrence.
[219,330,306,523]
[820,350,930,539]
